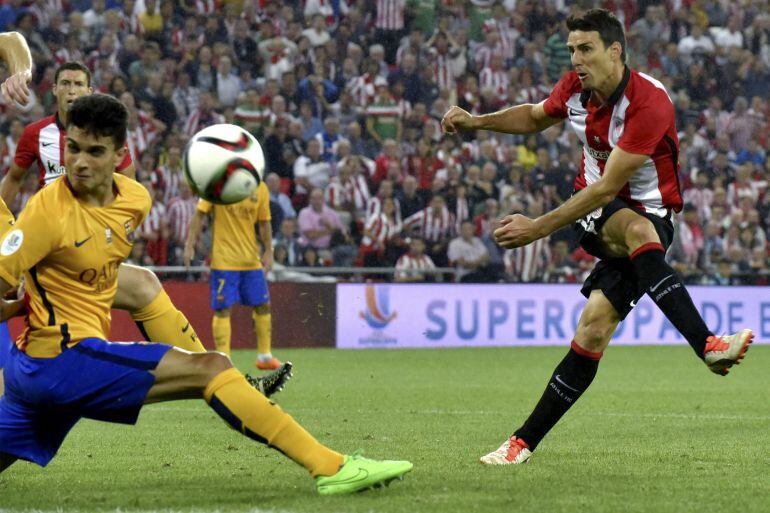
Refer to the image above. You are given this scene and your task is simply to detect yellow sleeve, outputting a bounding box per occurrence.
[197,198,213,214]
[256,182,271,222]
[0,194,63,287]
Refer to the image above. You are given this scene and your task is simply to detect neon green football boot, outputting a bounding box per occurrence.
[315,452,413,495]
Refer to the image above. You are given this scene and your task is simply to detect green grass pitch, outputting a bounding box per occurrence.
[1,345,768,513]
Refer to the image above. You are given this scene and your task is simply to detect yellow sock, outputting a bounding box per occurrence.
[252,311,272,356]
[212,315,232,355]
[204,368,343,476]
[132,290,206,352]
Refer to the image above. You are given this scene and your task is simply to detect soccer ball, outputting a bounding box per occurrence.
[183,124,265,204]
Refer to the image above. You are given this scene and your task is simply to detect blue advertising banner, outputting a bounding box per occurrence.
[336,283,769,348]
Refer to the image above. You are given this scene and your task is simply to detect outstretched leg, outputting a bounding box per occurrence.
[146,348,412,493]
[115,264,206,353]
[481,290,618,464]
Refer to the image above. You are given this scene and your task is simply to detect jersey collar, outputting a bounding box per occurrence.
[580,66,631,108]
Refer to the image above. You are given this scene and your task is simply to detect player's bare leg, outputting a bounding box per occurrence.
[0,452,17,473]
[481,290,617,464]
[601,209,752,373]
[146,347,411,493]
[253,303,281,370]
[114,264,205,352]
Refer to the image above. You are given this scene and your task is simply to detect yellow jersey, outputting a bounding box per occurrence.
[0,175,150,358]
[0,196,14,237]
[197,181,270,271]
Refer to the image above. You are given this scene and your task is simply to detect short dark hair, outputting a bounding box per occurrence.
[67,93,128,149]
[55,61,92,87]
[566,9,627,63]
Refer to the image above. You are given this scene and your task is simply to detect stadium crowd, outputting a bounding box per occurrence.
[0,0,768,284]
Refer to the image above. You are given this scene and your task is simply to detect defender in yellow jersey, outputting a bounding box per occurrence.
[0,60,208,360]
[185,181,282,370]
[0,94,413,494]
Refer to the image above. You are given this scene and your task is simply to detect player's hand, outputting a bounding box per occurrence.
[1,70,32,106]
[183,244,194,268]
[494,214,542,249]
[262,251,273,272]
[441,105,474,134]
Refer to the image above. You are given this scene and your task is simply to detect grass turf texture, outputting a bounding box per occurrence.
[1,345,768,513]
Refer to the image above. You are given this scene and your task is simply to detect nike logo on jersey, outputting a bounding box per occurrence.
[42,142,54,147]
[182,323,190,333]
[649,274,674,293]
[75,236,92,248]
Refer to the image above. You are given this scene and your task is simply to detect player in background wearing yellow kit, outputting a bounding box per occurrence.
[0,94,413,495]
[184,181,282,370]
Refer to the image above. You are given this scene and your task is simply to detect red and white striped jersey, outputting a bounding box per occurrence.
[361,212,403,247]
[504,237,551,283]
[126,126,148,167]
[366,196,402,225]
[404,206,455,243]
[55,48,85,66]
[543,68,682,217]
[184,108,226,136]
[454,196,469,229]
[14,114,133,188]
[167,196,197,244]
[433,51,465,91]
[374,0,405,30]
[326,174,370,213]
[138,200,168,239]
[152,165,184,205]
[395,252,435,280]
[347,73,376,108]
[194,0,218,15]
[479,67,509,102]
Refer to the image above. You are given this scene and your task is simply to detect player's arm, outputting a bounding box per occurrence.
[257,220,273,271]
[0,31,33,105]
[183,209,206,267]
[442,101,561,135]
[0,161,30,206]
[494,147,647,249]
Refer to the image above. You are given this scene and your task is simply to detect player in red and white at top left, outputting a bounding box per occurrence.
[442,8,753,466]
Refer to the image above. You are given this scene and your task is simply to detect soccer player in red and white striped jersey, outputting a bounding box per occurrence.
[443,8,753,466]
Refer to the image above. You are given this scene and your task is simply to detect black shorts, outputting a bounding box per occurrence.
[574,197,674,320]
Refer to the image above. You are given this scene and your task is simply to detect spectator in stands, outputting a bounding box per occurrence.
[404,194,454,267]
[266,172,296,221]
[167,179,197,266]
[448,220,492,283]
[396,175,424,219]
[293,137,332,196]
[274,218,303,267]
[395,237,436,282]
[297,187,343,250]
[359,196,403,267]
